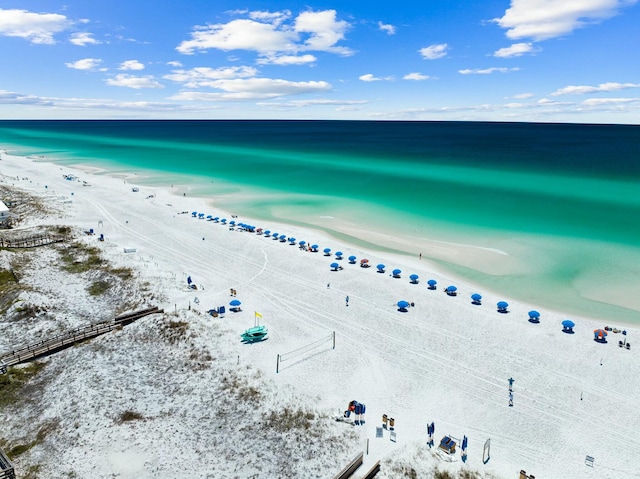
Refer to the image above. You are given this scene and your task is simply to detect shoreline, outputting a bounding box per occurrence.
[3,148,640,325]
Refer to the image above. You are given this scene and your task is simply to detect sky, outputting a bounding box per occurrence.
[0,0,639,123]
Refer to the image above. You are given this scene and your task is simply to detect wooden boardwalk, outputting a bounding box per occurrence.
[0,447,15,479]
[0,234,64,249]
[0,307,163,373]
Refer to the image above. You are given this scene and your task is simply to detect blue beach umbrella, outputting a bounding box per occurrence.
[221,218,227,224]
[323,247,332,255]
[528,310,540,319]
[397,300,410,310]
[206,215,212,220]
[230,299,241,307]
[427,279,437,289]
[497,301,509,312]
[562,319,575,329]
[264,229,271,236]
[299,240,306,246]
[230,220,236,226]
[410,274,419,284]
[191,211,197,217]
[311,244,319,252]
[471,293,482,303]
[348,255,357,264]
[392,269,402,278]
[335,251,343,259]
[213,216,219,222]
[288,237,296,244]
[376,264,385,272]
[446,285,457,292]
[279,234,287,241]
[330,262,340,271]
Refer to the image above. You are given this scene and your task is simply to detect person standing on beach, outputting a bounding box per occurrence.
[346,295,349,307]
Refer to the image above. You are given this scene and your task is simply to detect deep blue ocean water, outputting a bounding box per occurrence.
[1,120,639,323]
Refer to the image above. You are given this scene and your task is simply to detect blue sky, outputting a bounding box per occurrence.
[1,0,639,123]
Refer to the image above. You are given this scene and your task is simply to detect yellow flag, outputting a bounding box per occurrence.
[255,311,262,319]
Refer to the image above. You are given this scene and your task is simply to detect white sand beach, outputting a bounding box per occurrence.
[1,151,639,479]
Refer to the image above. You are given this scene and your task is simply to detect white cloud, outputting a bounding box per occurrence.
[167,61,183,67]
[257,54,316,65]
[0,89,54,105]
[294,10,352,55]
[118,60,145,71]
[551,82,640,96]
[493,42,536,57]
[106,74,164,89]
[582,97,639,106]
[378,21,396,35]
[169,78,331,101]
[164,66,258,88]
[65,58,105,71]
[359,73,393,82]
[0,8,71,44]
[403,72,431,81]
[69,32,100,46]
[258,99,369,108]
[493,0,638,41]
[513,92,535,99]
[176,9,352,58]
[419,43,448,60]
[248,10,291,26]
[459,67,520,75]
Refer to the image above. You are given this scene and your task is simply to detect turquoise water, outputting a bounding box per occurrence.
[1,120,639,323]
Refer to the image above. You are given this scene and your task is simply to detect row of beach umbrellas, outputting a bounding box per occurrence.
[189,211,586,337]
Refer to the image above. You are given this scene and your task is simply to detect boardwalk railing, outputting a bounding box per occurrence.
[0,447,15,479]
[0,307,162,371]
[0,235,64,249]
[332,453,363,479]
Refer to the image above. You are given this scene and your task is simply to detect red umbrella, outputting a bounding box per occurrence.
[594,329,607,339]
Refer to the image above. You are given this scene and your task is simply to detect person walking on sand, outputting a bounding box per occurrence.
[346,295,349,307]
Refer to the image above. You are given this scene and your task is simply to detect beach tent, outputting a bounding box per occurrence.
[392,269,402,278]
[360,259,370,268]
[330,262,340,271]
[348,255,357,264]
[323,247,332,256]
[397,300,410,312]
[594,329,608,343]
[471,293,482,305]
[445,285,457,296]
[410,274,419,284]
[427,279,437,290]
[528,310,541,323]
[376,264,385,273]
[335,251,343,260]
[562,319,575,333]
[497,301,509,313]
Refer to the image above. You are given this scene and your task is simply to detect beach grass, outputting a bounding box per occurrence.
[0,362,45,410]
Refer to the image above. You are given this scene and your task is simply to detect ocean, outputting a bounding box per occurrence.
[1,120,639,323]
